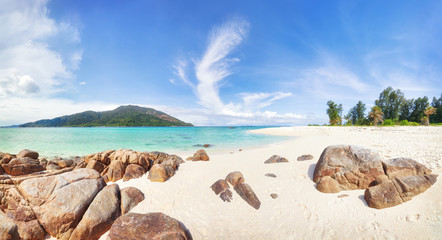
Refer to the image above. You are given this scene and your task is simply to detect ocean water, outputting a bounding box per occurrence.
[0,127,289,158]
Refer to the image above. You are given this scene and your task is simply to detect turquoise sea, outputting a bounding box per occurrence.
[0,127,289,158]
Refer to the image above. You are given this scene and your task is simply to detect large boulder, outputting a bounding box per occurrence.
[313,145,385,193]
[107,212,192,240]
[1,157,45,176]
[0,211,20,240]
[17,149,39,160]
[148,164,174,182]
[104,160,126,182]
[86,159,106,174]
[17,168,106,239]
[234,183,261,210]
[120,187,145,215]
[382,158,432,179]
[123,164,147,182]
[264,155,289,164]
[186,149,209,161]
[1,153,14,164]
[69,184,121,240]
[364,174,438,209]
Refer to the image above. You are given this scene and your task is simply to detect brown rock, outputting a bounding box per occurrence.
[121,187,145,215]
[0,211,20,240]
[107,212,192,240]
[1,157,45,176]
[123,164,147,181]
[16,219,46,240]
[186,149,209,161]
[74,161,87,169]
[46,162,62,171]
[264,155,289,164]
[313,145,385,193]
[148,164,173,182]
[57,159,74,168]
[86,159,106,174]
[270,193,278,199]
[382,158,432,179]
[297,154,314,161]
[234,183,261,210]
[1,153,14,164]
[1,187,37,222]
[210,179,233,202]
[147,151,169,165]
[162,155,184,170]
[0,165,3,175]
[17,168,106,239]
[364,174,438,209]
[316,176,342,193]
[129,153,150,171]
[104,160,126,182]
[225,171,245,187]
[265,173,277,178]
[17,149,39,160]
[69,184,121,240]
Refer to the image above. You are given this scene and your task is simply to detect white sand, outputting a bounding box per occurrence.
[100,126,442,240]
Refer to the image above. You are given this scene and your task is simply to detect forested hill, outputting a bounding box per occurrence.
[19,105,193,127]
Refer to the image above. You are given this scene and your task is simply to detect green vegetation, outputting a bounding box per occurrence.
[326,100,343,125]
[325,87,441,126]
[19,105,193,127]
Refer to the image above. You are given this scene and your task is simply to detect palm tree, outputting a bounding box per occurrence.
[369,106,384,126]
[423,106,437,126]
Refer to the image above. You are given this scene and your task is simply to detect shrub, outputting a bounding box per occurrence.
[383,119,395,126]
[410,122,420,126]
[400,120,410,126]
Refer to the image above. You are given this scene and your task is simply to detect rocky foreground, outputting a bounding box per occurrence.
[0,139,439,239]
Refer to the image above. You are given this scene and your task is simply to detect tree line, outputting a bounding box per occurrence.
[326,87,441,126]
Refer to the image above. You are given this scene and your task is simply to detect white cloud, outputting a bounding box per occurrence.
[79,81,86,85]
[0,0,82,98]
[172,60,195,88]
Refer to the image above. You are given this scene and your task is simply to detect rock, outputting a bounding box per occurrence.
[186,149,209,161]
[313,145,385,193]
[57,159,74,168]
[316,176,341,193]
[107,212,192,240]
[128,153,150,171]
[104,160,126,182]
[148,164,173,182]
[46,162,62,171]
[1,153,14,164]
[270,193,278,199]
[0,211,20,240]
[364,174,438,209]
[120,187,145,215]
[338,194,349,198]
[264,155,289,164]
[39,158,48,168]
[1,157,45,176]
[265,173,277,178]
[1,186,37,222]
[17,149,39,160]
[297,154,314,161]
[382,158,432,179]
[74,161,87,169]
[16,219,46,240]
[203,144,211,148]
[147,151,169,165]
[0,165,3,175]
[162,155,184,170]
[210,179,233,202]
[123,164,147,181]
[234,183,261,210]
[225,171,245,187]
[86,159,106,174]
[17,168,106,239]
[69,184,121,240]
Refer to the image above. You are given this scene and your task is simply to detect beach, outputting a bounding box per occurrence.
[98,126,442,240]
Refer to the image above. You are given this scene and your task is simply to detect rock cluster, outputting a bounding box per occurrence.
[211,171,261,209]
[186,149,210,161]
[313,145,437,209]
[80,149,185,183]
[0,168,145,240]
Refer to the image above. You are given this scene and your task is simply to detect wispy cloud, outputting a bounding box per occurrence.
[171,18,302,125]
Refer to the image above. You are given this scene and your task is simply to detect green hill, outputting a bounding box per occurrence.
[19,105,193,127]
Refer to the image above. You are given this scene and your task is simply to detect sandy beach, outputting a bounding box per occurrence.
[95,126,442,240]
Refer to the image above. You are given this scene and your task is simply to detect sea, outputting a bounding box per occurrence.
[0,127,290,158]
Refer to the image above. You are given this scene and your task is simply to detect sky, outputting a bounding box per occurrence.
[1,0,441,126]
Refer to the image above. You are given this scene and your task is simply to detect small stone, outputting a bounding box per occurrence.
[337,194,349,198]
[264,155,289,164]
[297,154,314,161]
[270,193,278,199]
[265,173,277,178]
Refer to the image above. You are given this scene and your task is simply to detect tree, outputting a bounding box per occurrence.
[399,99,414,121]
[375,87,405,120]
[369,106,384,126]
[326,100,343,125]
[423,106,437,126]
[431,94,442,123]
[410,96,429,123]
[345,101,366,125]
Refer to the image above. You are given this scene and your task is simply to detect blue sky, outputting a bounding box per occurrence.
[1,0,441,126]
